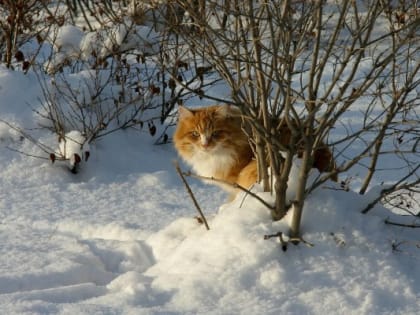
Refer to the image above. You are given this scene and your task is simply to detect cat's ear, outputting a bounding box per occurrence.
[178,106,194,120]
[216,104,240,117]
[215,104,231,117]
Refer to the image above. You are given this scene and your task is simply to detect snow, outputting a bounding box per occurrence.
[54,25,85,56]
[0,10,419,315]
[56,130,90,172]
[46,22,160,74]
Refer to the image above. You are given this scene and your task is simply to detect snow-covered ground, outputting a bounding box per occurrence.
[0,64,419,315]
[1,2,419,312]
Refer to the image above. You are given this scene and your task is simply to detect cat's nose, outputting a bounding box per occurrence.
[200,136,210,147]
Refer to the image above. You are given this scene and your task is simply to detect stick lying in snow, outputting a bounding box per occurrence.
[264,231,315,250]
[174,161,210,230]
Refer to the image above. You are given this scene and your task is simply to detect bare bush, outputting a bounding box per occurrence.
[5,0,221,168]
[41,0,223,140]
[0,0,57,70]
[170,0,419,238]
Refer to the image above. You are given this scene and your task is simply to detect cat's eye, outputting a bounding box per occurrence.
[190,131,200,138]
[212,131,222,138]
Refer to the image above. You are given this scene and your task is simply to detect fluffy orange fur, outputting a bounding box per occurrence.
[173,105,257,196]
[174,104,336,198]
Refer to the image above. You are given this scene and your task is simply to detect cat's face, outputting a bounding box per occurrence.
[173,105,255,190]
[174,105,235,156]
[174,106,246,156]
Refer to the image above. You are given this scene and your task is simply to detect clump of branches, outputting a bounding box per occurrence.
[38,0,223,143]
[1,0,222,172]
[0,0,59,70]
[170,0,419,238]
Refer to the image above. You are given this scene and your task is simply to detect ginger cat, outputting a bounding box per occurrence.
[173,105,257,196]
[173,104,335,198]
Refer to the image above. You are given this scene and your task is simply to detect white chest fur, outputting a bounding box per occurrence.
[188,147,236,179]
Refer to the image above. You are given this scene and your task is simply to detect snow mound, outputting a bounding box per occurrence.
[45,22,160,73]
[1,124,418,314]
[54,25,84,56]
[56,130,90,172]
[143,187,419,314]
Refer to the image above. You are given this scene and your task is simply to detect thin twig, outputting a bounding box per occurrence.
[264,232,287,251]
[0,119,53,155]
[174,161,210,230]
[361,175,420,214]
[289,237,315,248]
[6,146,51,161]
[263,231,314,251]
[385,218,420,229]
[182,170,275,211]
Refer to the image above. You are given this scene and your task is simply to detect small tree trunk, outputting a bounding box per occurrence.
[5,32,13,68]
[272,151,293,221]
[289,147,311,239]
[254,129,270,192]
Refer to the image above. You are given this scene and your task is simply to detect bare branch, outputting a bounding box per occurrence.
[180,168,275,212]
[174,161,210,230]
[385,218,420,229]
